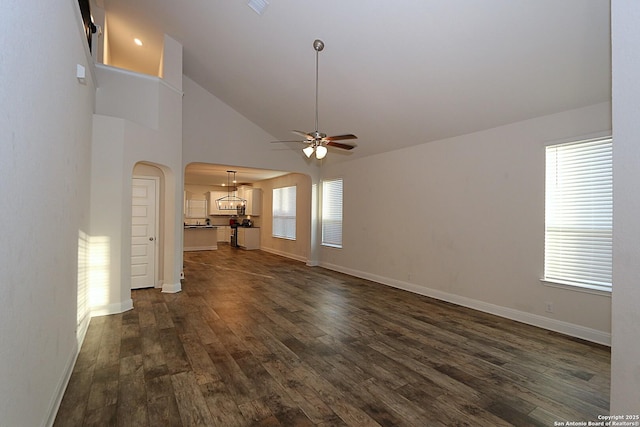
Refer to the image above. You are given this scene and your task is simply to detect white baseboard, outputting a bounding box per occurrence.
[184,245,217,251]
[162,282,182,293]
[46,296,138,426]
[76,313,91,349]
[44,312,93,427]
[260,246,308,263]
[320,262,611,346]
[44,338,79,427]
[90,298,134,317]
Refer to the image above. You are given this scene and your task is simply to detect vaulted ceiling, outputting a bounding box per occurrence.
[101,0,611,167]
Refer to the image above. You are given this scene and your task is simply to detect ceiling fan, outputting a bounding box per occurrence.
[272,39,357,160]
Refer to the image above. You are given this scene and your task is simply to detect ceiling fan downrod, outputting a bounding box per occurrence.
[270,38,357,159]
[313,39,324,135]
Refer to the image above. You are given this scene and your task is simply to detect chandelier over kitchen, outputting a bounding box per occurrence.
[215,171,246,212]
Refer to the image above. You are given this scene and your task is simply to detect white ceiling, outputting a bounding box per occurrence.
[102,0,611,182]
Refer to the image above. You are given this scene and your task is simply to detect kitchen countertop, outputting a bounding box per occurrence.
[184,225,218,228]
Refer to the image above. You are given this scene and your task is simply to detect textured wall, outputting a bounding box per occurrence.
[319,103,612,343]
[611,0,640,414]
[0,0,96,424]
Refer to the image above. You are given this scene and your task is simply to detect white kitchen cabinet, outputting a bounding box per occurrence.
[236,227,260,250]
[216,226,230,243]
[249,188,262,216]
[238,186,262,216]
[207,191,229,215]
[207,188,261,216]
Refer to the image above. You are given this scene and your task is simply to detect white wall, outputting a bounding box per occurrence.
[90,32,184,309]
[95,66,161,129]
[92,63,184,302]
[610,0,640,413]
[90,115,129,313]
[0,1,96,425]
[182,77,319,182]
[320,102,612,344]
[254,173,313,262]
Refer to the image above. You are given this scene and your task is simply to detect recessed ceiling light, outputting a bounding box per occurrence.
[248,0,269,15]
[134,38,143,46]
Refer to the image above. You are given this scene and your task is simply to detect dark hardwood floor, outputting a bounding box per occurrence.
[55,244,610,426]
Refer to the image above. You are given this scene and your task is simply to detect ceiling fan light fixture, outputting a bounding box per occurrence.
[271,39,357,159]
[303,145,314,158]
[315,145,327,159]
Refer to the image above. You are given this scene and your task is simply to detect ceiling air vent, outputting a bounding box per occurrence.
[248,0,269,15]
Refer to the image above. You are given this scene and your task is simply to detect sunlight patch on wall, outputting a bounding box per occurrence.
[88,235,111,310]
[77,231,90,332]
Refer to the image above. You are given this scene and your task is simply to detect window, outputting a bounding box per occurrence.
[544,137,612,291]
[272,186,296,240]
[322,178,343,248]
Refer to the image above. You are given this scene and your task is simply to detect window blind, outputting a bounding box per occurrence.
[272,186,296,240]
[322,178,343,248]
[544,137,612,290]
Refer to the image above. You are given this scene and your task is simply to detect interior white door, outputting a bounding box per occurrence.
[131,177,157,289]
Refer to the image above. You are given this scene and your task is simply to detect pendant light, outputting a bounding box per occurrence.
[215,171,246,212]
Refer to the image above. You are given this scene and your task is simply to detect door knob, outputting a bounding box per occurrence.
[149,237,155,241]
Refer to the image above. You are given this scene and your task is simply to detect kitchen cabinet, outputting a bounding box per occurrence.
[207,191,230,215]
[236,227,260,250]
[238,186,262,216]
[207,188,261,216]
[216,226,230,243]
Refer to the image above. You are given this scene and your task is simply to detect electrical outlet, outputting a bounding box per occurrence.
[545,301,554,313]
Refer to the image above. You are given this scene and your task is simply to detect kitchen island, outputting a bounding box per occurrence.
[183,226,218,251]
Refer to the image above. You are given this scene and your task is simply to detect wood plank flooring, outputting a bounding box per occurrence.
[55,245,611,426]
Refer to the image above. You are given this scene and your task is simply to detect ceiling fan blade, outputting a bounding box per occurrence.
[292,130,314,140]
[323,134,358,142]
[270,140,309,144]
[326,141,356,150]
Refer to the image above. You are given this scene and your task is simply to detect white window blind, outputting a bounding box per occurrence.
[272,186,296,240]
[544,137,612,291]
[322,178,343,248]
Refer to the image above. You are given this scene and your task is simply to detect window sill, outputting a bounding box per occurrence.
[321,243,342,249]
[273,236,296,241]
[540,278,611,297]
